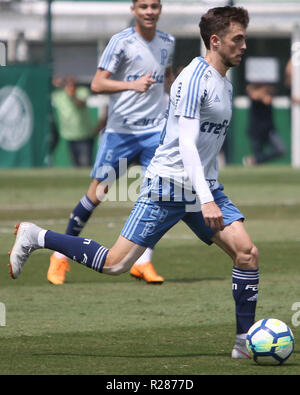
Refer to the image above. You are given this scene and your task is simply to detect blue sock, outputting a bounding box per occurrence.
[66,195,97,236]
[232,267,259,334]
[45,230,108,273]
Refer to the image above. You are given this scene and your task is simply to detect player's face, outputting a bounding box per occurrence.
[131,0,162,31]
[217,22,247,68]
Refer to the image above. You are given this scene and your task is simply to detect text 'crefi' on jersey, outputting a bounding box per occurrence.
[98,27,175,134]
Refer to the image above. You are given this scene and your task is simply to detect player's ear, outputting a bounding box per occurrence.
[210,34,220,50]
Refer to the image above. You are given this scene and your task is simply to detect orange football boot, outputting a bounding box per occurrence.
[130,262,164,284]
[47,253,70,285]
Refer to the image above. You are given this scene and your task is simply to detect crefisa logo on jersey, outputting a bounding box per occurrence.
[0,85,33,151]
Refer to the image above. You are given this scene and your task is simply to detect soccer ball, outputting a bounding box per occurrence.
[246,318,294,365]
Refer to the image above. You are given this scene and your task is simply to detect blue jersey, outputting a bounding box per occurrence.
[98,27,175,134]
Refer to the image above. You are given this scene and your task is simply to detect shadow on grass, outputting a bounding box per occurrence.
[166,277,225,284]
[63,276,226,285]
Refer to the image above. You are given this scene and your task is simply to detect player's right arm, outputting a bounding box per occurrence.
[91,69,155,94]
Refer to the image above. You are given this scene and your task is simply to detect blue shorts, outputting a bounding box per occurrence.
[90,131,161,181]
[121,186,244,248]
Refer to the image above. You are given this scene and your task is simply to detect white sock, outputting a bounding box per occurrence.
[37,230,66,259]
[134,248,153,265]
[37,229,47,248]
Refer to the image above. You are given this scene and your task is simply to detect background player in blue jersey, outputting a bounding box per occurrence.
[47,0,175,285]
[10,6,258,359]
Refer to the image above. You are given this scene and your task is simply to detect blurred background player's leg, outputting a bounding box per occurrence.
[129,131,165,284]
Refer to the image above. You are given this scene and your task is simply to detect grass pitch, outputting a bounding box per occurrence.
[0,166,300,375]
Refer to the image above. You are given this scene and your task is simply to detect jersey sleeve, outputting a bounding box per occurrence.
[174,63,209,119]
[98,34,125,74]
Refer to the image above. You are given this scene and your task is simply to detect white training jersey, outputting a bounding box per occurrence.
[98,27,175,134]
[146,57,233,196]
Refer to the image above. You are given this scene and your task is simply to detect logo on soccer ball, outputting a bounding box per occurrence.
[0,85,33,151]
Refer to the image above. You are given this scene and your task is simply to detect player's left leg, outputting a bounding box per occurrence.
[211,220,259,359]
[183,188,258,359]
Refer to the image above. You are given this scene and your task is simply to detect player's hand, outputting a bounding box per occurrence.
[201,201,225,232]
[133,73,156,93]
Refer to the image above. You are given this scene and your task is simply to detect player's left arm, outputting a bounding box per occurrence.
[178,116,224,232]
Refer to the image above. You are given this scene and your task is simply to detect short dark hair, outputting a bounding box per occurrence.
[199,6,249,49]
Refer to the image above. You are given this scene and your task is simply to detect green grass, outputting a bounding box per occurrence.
[0,166,300,375]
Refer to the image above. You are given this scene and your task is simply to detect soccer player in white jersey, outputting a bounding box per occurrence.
[9,6,258,359]
[47,0,175,285]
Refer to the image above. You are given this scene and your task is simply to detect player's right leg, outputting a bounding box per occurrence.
[9,222,145,280]
[9,198,183,280]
